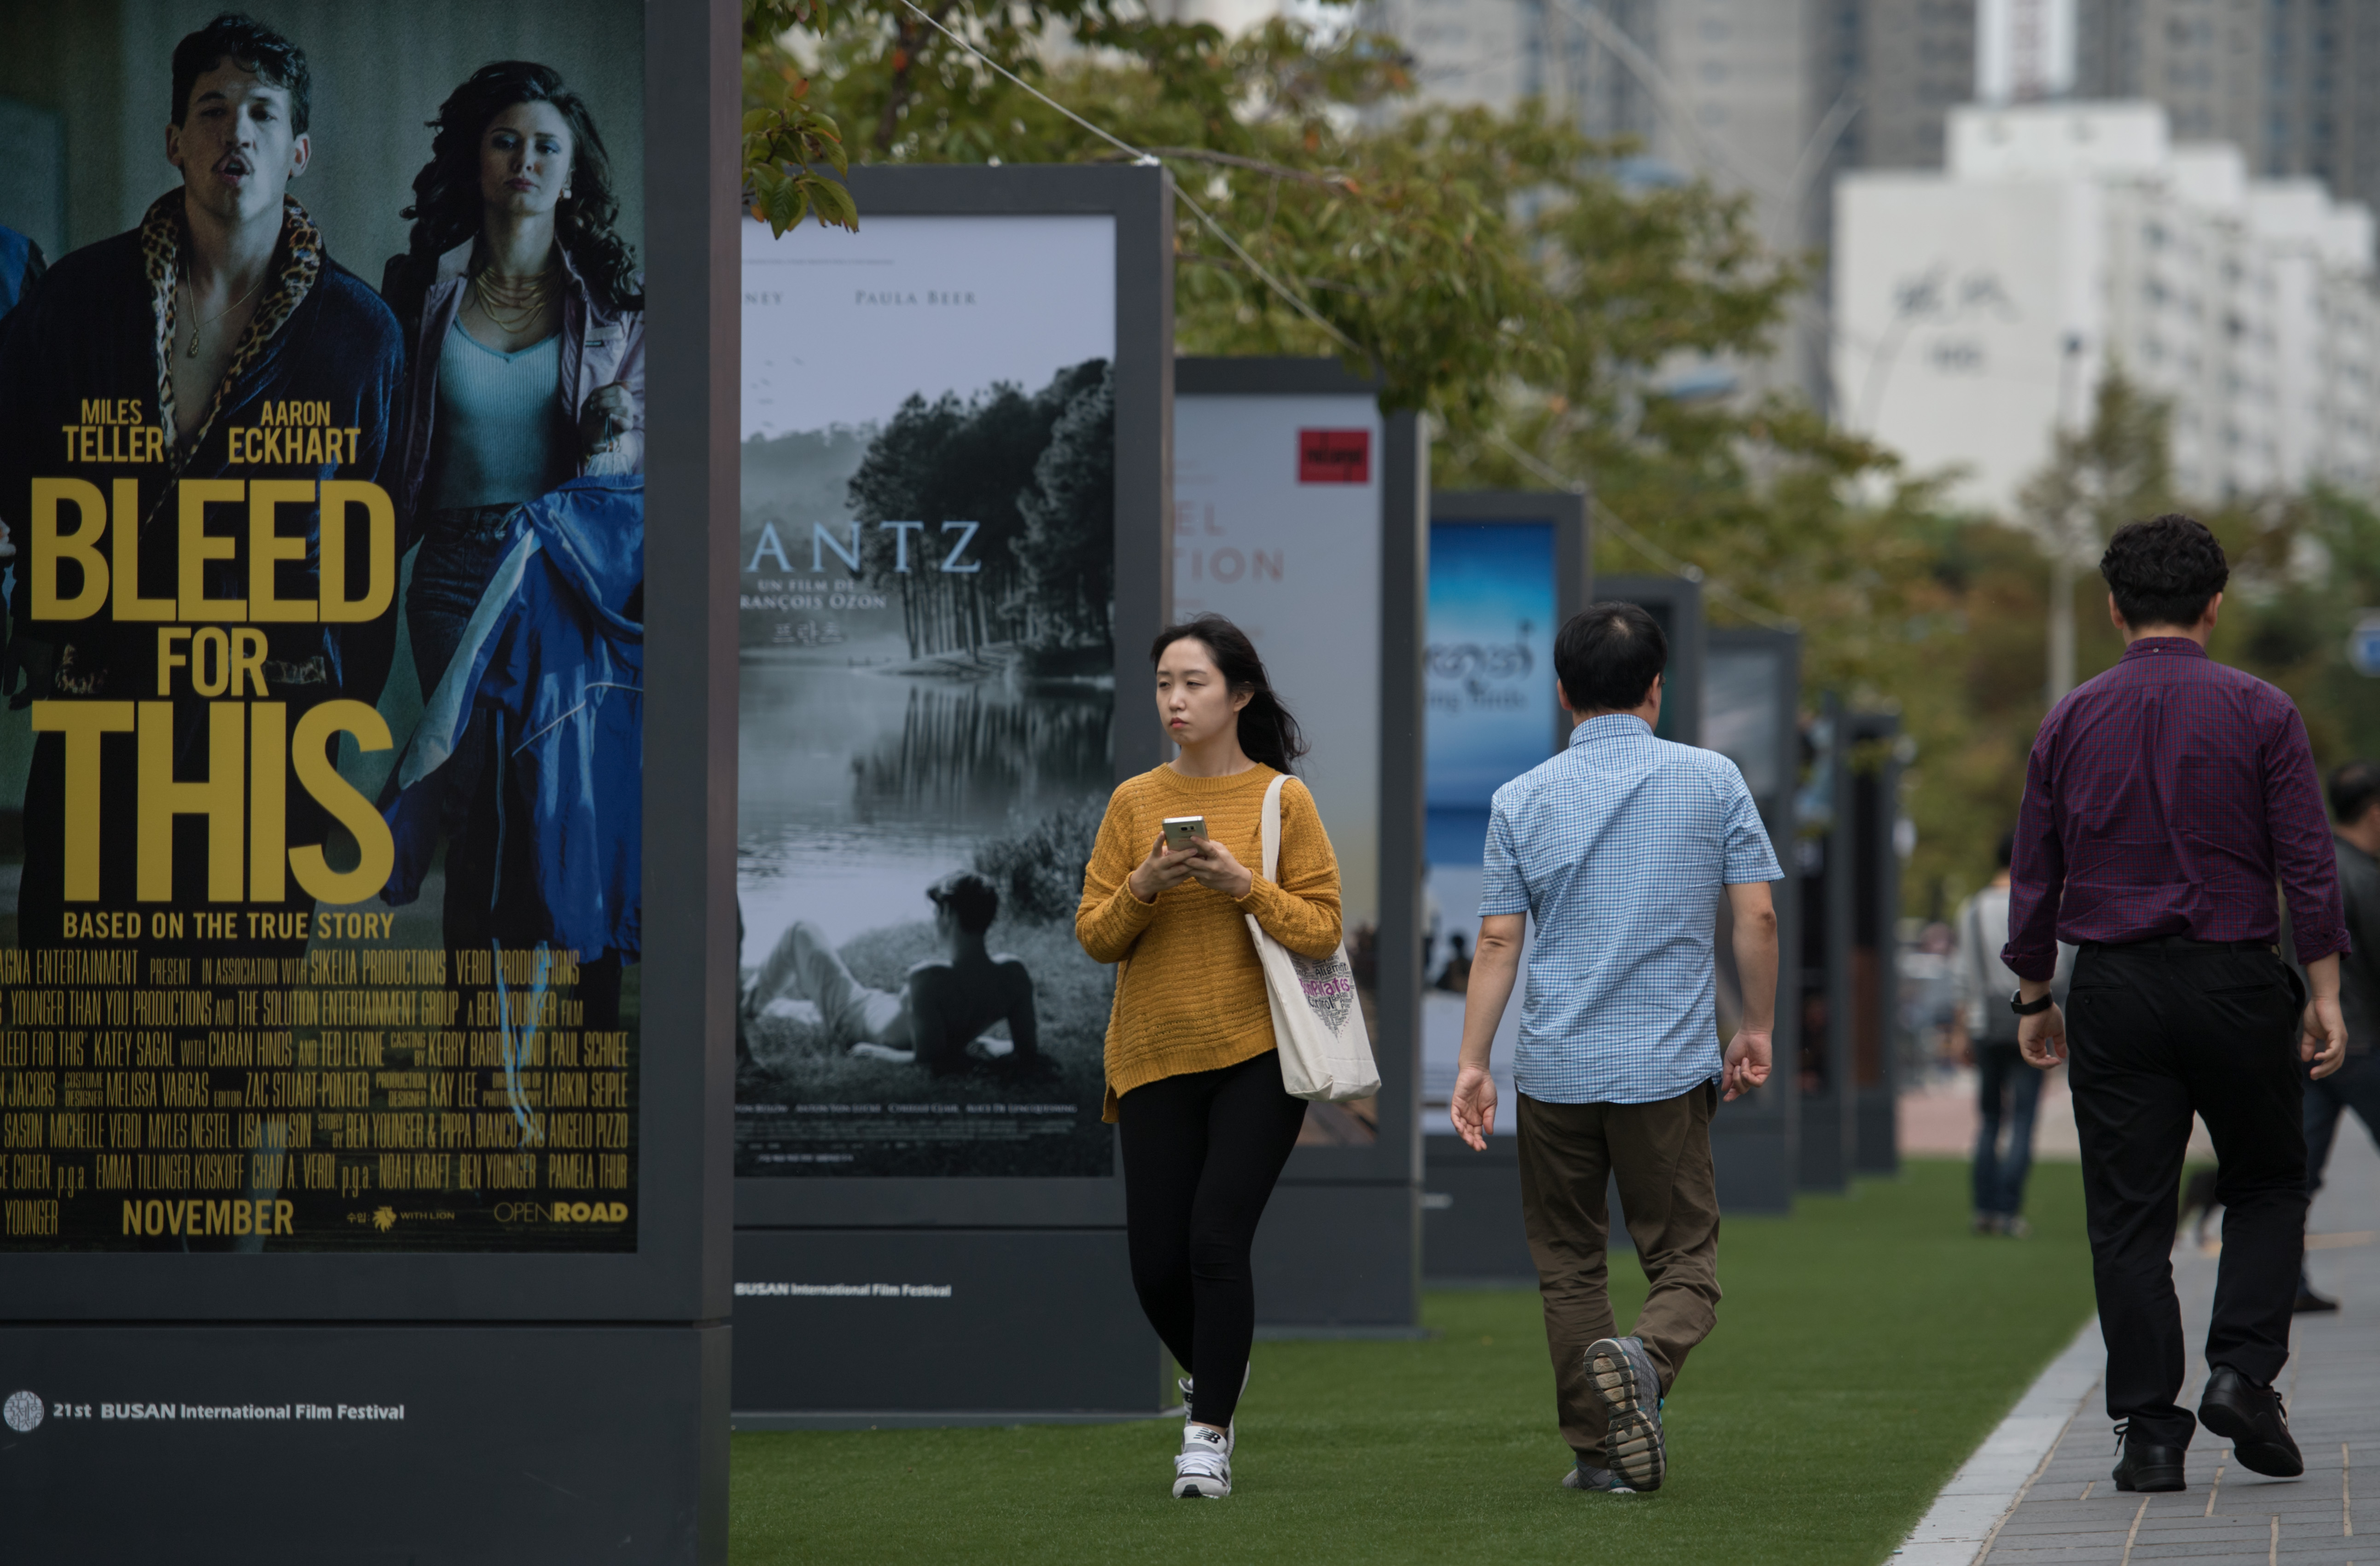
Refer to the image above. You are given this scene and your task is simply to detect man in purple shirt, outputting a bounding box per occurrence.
[2008,514,2348,1495]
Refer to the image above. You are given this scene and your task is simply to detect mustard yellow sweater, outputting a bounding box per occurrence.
[1076,764,1344,1119]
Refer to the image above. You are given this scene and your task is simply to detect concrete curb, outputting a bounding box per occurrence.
[1892,1317,2105,1565]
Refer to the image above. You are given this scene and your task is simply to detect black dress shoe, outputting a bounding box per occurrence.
[2198,1366,2304,1478]
[2111,1424,2188,1492]
[2293,1286,2340,1313]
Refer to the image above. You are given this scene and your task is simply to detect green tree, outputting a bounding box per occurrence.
[1015,365,1116,653]
[844,361,1115,660]
[744,0,857,234]
[750,0,2006,905]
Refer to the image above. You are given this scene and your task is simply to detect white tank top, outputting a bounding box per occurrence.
[427,319,572,510]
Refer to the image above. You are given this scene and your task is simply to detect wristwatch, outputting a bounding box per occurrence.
[2009,988,2054,1017]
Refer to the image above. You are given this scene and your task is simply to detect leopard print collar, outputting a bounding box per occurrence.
[141,189,324,467]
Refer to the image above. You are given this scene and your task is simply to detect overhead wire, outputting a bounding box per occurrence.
[874,2,1795,640]
[890,0,1368,359]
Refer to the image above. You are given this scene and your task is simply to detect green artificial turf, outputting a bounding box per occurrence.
[730,1157,2098,1566]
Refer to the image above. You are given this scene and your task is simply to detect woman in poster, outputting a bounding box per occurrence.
[381,58,645,696]
[1075,615,1343,1500]
[375,59,646,1021]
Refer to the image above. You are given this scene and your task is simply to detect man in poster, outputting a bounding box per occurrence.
[0,12,404,953]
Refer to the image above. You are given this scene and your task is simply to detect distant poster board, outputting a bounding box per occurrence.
[1172,377,1385,1143]
[1419,496,1587,1133]
[1425,521,1558,867]
[736,214,1117,1177]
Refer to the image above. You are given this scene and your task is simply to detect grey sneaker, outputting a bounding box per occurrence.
[1586,1336,1666,1492]
[1562,1462,1637,1493]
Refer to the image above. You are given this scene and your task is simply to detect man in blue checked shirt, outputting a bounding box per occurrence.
[1450,601,1783,1497]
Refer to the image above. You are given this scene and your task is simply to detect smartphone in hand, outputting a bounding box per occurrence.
[1162,816,1206,852]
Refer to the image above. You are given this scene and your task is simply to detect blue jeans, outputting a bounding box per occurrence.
[1974,1041,2043,1217]
[406,505,518,696]
[403,506,516,948]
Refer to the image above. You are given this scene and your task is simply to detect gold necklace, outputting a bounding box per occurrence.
[181,270,267,359]
[471,264,559,336]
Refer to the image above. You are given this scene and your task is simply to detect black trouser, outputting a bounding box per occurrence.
[2306,1049,2380,1197]
[2067,940,2307,1446]
[1117,1050,1308,1430]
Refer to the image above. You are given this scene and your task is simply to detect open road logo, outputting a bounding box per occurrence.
[493,1201,629,1225]
[3,1391,41,1433]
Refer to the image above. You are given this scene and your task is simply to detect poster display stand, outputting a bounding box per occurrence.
[1702,628,1804,1213]
[1414,491,1589,1284]
[0,2,737,1556]
[1798,697,1858,1191]
[1595,576,1705,746]
[1172,358,1425,1333]
[1848,711,1903,1176]
[729,165,1175,1422]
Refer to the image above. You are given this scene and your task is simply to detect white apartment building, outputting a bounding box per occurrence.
[1834,100,2380,516]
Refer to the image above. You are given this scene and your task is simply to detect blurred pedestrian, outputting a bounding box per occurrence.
[2008,514,2347,1495]
[1951,830,2073,1236]
[1435,932,1473,993]
[1075,615,1343,1501]
[1449,602,1782,1495]
[2298,760,2380,1312]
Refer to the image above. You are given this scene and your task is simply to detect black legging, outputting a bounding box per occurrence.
[1117,1050,1308,1430]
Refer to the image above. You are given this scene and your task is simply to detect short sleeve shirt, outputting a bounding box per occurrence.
[1480,713,1782,1104]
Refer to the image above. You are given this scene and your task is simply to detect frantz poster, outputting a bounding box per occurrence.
[0,1,646,1250]
[736,212,1118,1177]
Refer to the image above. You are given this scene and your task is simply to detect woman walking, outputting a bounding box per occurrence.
[1076,615,1343,1499]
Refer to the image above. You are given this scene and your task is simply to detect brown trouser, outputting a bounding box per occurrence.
[1516,1084,1723,1462]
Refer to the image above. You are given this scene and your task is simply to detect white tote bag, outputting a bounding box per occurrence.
[1244,775,1381,1103]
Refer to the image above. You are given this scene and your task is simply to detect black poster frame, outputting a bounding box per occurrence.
[1801,694,1858,1191]
[1413,488,1591,1283]
[1703,626,1803,1214]
[0,0,739,1327]
[1172,356,1424,1196]
[732,164,1175,1232]
[1428,488,1594,668]
[1594,574,1705,746]
[1849,710,1903,1176]
[1162,359,1427,1328]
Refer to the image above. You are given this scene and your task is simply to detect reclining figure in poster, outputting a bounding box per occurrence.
[743,871,1042,1076]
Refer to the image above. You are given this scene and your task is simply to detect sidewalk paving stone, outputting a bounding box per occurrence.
[1908,1114,2380,1566]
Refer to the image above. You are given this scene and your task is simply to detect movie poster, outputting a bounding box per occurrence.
[1171,388,1384,1144]
[1420,519,1558,1132]
[736,214,1118,1177]
[0,1,646,1250]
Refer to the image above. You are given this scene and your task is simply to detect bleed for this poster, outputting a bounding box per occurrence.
[19,434,396,919]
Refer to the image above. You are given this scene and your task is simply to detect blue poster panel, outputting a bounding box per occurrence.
[1421,519,1557,1131]
[736,215,1117,1177]
[0,2,647,1251]
[1425,521,1558,867]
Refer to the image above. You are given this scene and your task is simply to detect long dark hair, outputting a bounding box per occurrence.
[1150,615,1309,777]
[393,61,641,313]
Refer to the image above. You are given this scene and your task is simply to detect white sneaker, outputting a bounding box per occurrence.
[1177,1366,1249,1456]
[1173,1425,1232,1498]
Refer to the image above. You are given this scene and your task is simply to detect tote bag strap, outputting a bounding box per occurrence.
[1260,774,1288,882]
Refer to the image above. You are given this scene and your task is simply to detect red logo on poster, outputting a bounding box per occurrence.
[1298,429,1370,484]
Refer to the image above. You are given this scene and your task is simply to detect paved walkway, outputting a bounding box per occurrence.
[1900,1064,2215,1165]
[1906,1115,2380,1565]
